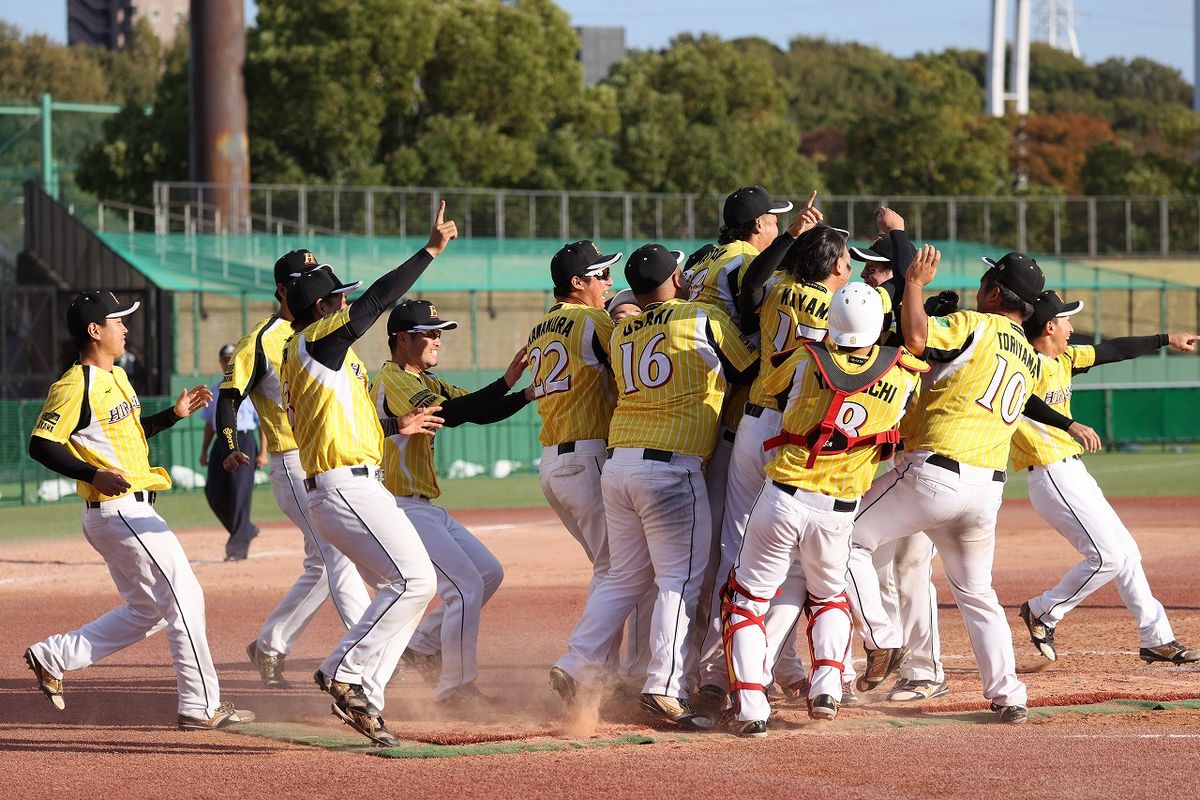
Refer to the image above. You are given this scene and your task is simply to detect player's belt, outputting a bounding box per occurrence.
[1026,454,1081,472]
[303,465,381,492]
[926,453,1006,483]
[722,428,736,444]
[86,490,156,509]
[771,480,857,512]
[606,448,677,463]
[557,442,577,455]
[744,402,772,418]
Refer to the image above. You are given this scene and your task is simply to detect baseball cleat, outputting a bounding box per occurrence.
[690,684,731,715]
[639,693,713,730]
[177,701,256,731]
[886,678,950,702]
[246,641,290,689]
[24,647,64,711]
[1019,602,1057,661]
[549,666,578,707]
[1139,641,1200,665]
[808,694,839,721]
[331,700,400,747]
[990,703,1029,725]
[779,678,810,704]
[856,645,911,692]
[313,669,330,693]
[718,710,768,738]
[400,648,442,685]
[434,683,497,712]
[841,681,860,706]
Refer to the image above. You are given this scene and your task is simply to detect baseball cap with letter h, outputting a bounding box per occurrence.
[387,299,459,335]
[551,241,623,292]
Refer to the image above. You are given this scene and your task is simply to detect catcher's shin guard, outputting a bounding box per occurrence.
[805,592,853,697]
[721,572,777,715]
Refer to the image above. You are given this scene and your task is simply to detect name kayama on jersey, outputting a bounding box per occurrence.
[527,314,576,344]
[995,330,1042,379]
[779,284,829,321]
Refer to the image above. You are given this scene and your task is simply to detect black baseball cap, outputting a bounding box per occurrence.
[274,249,326,284]
[684,243,717,271]
[981,252,1045,304]
[286,268,361,314]
[1023,290,1084,339]
[67,291,140,337]
[849,233,915,265]
[625,244,686,294]
[723,186,793,228]
[387,299,459,334]
[550,241,622,289]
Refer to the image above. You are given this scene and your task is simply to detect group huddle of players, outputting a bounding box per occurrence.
[22,190,1199,745]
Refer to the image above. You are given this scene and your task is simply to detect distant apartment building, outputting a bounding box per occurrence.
[67,0,188,50]
[576,26,626,86]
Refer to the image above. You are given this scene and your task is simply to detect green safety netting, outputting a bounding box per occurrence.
[96,232,1194,297]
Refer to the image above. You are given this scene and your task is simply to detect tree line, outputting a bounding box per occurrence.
[0,0,1196,209]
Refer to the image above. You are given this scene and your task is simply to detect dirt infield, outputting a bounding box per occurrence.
[2,498,1199,799]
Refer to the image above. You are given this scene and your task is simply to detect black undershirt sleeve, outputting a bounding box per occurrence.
[1084,334,1167,371]
[142,407,183,438]
[1022,395,1073,431]
[29,437,98,483]
[875,230,913,310]
[308,249,435,369]
[736,232,797,330]
[439,377,529,428]
[213,389,244,460]
[706,321,760,385]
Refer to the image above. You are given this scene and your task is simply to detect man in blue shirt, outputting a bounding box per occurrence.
[201,344,267,561]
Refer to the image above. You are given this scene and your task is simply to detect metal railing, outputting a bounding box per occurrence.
[152,181,1200,258]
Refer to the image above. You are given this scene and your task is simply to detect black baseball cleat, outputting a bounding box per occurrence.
[313,669,330,693]
[690,684,731,716]
[549,666,578,707]
[990,703,1029,725]
[1139,641,1200,665]
[719,710,768,738]
[1019,602,1057,662]
[808,694,839,721]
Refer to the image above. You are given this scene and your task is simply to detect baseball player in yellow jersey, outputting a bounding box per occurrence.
[24,292,254,730]
[722,284,926,735]
[215,249,372,689]
[550,244,758,729]
[530,242,657,683]
[281,203,456,746]
[373,299,531,707]
[844,247,1101,725]
[1013,292,1200,665]
[695,221,853,712]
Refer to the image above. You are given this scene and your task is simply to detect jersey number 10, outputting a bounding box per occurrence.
[976,354,1028,425]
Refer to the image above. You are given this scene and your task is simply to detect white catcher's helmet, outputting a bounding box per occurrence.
[828,282,884,348]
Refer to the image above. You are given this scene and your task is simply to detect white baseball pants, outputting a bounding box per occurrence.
[28,497,222,719]
[725,481,856,722]
[555,449,711,699]
[398,497,504,700]
[875,532,943,683]
[697,409,806,690]
[846,451,1027,708]
[1026,457,1174,647]
[540,440,652,683]
[308,468,436,712]
[255,450,371,657]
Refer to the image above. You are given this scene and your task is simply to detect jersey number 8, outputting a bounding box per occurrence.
[618,333,673,394]
[528,342,572,399]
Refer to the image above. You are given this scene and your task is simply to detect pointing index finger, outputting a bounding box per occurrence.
[435,200,446,226]
[805,191,817,210]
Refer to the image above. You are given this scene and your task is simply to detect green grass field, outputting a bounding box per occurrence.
[0,451,1195,544]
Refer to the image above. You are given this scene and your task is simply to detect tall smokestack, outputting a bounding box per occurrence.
[189,0,250,232]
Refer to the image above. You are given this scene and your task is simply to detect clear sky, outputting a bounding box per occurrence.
[1,0,1194,83]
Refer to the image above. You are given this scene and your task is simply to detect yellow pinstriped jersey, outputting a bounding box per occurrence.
[31,364,171,501]
[1010,345,1095,471]
[748,277,832,410]
[220,316,297,454]
[685,240,758,321]
[372,362,468,499]
[280,308,381,475]
[764,346,923,499]
[905,310,1045,471]
[526,302,616,446]
[608,299,758,458]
